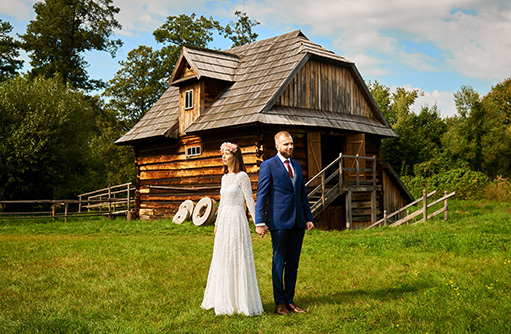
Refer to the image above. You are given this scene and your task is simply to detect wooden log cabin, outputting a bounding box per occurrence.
[116,30,413,229]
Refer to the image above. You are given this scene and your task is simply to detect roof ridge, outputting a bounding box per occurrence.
[225,30,307,53]
[184,45,239,58]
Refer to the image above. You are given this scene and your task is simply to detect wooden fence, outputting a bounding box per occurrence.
[0,183,135,222]
[366,189,456,229]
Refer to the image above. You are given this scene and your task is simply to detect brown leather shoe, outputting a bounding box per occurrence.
[275,303,289,315]
[286,303,306,313]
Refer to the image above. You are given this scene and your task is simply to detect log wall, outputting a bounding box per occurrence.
[382,166,411,222]
[132,126,390,230]
[133,127,311,221]
[134,132,262,220]
[276,59,375,119]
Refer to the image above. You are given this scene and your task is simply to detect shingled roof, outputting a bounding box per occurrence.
[116,30,397,145]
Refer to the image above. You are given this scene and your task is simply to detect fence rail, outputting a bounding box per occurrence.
[366,189,456,229]
[0,183,135,222]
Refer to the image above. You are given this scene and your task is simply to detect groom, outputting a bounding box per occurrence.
[255,131,315,315]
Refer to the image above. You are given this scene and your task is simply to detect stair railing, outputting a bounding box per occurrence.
[306,153,377,217]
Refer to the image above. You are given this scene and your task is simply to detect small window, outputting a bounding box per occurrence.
[187,145,201,157]
[185,90,193,110]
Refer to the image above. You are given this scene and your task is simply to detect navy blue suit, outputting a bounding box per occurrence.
[255,155,313,305]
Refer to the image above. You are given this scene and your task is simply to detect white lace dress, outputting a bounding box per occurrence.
[201,172,264,316]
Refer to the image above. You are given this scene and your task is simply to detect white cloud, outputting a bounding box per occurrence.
[403,85,458,118]
[3,0,508,96]
[0,0,35,21]
[112,0,226,36]
[240,0,511,82]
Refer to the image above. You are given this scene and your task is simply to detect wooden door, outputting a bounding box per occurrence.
[307,132,322,186]
[345,133,366,180]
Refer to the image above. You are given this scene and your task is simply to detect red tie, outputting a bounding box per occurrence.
[285,160,293,178]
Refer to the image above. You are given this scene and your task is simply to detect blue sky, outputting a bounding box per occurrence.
[2,0,510,118]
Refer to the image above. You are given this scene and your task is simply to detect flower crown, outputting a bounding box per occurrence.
[220,142,238,153]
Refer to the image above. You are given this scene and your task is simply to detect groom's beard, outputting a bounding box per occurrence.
[279,149,293,159]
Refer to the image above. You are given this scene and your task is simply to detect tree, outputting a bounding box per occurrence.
[20,0,122,91]
[153,13,223,83]
[223,11,259,47]
[371,83,419,175]
[0,19,23,82]
[103,45,164,129]
[87,99,136,188]
[105,12,260,128]
[451,85,484,171]
[0,75,97,200]
[483,77,511,124]
[368,81,392,124]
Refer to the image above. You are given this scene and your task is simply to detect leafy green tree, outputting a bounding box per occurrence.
[87,100,136,188]
[483,77,511,124]
[0,75,97,200]
[442,83,511,179]
[103,45,164,129]
[20,0,122,91]
[153,13,223,83]
[479,101,511,178]
[449,85,484,171]
[371,84,418,174]
[0,19,23,82]
[105,12,260,129]
[480,79,511,177]
[223,11,259,47]
[369,81,393,124]
[369,82,447,176]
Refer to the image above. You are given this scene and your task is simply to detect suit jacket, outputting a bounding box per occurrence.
[255,155,313,230]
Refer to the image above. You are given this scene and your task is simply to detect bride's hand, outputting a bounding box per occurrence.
[256,225,268,238]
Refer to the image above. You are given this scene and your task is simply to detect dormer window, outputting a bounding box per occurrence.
[185,90,194,110]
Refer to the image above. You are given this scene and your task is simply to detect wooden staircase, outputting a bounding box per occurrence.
[305,153,381,229]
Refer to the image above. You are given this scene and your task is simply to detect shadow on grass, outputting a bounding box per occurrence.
[257,281,432,315]
[298,280,433,309]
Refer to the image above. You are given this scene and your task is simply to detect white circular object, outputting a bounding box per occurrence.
[179,200,195,215]
[192,197,216,226]
[172,207,190,224]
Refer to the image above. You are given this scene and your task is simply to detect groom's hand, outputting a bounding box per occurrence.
[256,225,268,238]
[306,221,315,231]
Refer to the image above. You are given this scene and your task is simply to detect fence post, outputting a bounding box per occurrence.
[78,195,82,213]
[423,189,427,222]
[52,202,55,220]
[444,191,448,221]
[64,202,68,223]
[383,210,387,226]
[108,186,112,219]
[127,184,130,211]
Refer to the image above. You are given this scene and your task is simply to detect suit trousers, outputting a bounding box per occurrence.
[270,225,305,305]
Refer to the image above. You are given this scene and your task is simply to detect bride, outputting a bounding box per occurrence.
[201,142,264,316]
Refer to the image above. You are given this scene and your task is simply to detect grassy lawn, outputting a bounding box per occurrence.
[1,200,511,333]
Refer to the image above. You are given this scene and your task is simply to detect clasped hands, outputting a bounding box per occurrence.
[255,225,268,238]
[255,222,315,238]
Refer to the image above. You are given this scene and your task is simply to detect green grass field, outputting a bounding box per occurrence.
[1,200,510,333]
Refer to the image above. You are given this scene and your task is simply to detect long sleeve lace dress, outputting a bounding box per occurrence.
[201,172,264,316]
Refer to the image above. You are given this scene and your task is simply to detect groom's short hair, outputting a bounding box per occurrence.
[274,131,292,145]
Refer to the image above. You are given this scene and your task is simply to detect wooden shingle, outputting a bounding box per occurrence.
[116,30,397,145]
